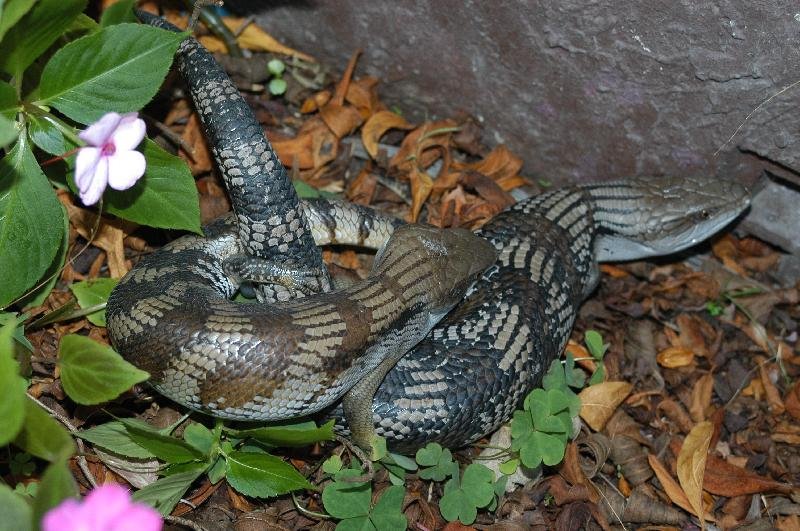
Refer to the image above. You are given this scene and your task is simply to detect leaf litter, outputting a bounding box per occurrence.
[17,3,800,530]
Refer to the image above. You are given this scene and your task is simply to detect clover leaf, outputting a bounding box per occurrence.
[439,463,495,524]
[415,442,456,481]
[322,469,407,531]
[511,387,577,469]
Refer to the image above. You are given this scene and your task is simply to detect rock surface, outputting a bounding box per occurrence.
[240,1,800,187]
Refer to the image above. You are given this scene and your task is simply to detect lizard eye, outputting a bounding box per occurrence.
[699,209,710,220]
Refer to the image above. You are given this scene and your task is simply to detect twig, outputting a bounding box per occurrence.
[26,393,97,488]
[143,115,196,158]
[164,515,210,531]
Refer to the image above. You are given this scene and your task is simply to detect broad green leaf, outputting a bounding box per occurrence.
[385,452,417,471]
[68,278,117,326]
[0,0,37,43]
[322,469,370,519]
[0,483,32,531]
[103,139,201,233]
[370,485,407,530]
[99,0,136,26]
[31,458,78,526]
[118,419,203,464]
[132,466,205,516]
[13,397,74,462]
[58,334,148,405]
[27,115,66,155]
[225,451,313,498]
[0,318,26,445]
[322,455,343,475]
[499,458,519,476]
[0,0,86,76]
[335,516,372,531]
[0,115,17,146]
[38,23,184,124]
[589,364,606,386]
[76,421,156,459]
[18,203,68,309]
[207,456,226,484]
[541,358,565,392]
[0,137,64,307]
[230,419,335,447]
[182,423,215,455]
[0,79,18,120]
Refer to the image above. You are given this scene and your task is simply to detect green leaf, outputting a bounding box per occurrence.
[415,442,454,482]
[27,115,66,155]
[584,330,608,360]
[386,452,417,471]
[58,334,149,405]
[18,203,68,309]
[322,468,370,519]
[541,358,565,392]
[102,139,201,233]
[225,451,313,498]
[498,458,519,476]
[31,458,78,526]
[0,484,32,531]
[207,456,226,484]
[563,353,585,389]
[13,397,74,462]
[268,78,287,96]
[266,59,285,76]
[0,137,64,307]
[0,115,17,147]
[293,179,323,198]
[0,0,86,76]
[99,0,136,27]
[76,421,156,459]
[0,0,37,43]
[230,419,335,447]
[0,312,32,350]
[68,278,117,326]
[439,464,494,524]
[0,79,19,120]
[369,485,407,530]
[0,317,26,445]
[118,419,203,464]
[588,364,606,386]
[322,455,343,475]
[38,23,184,123]
[182,423,215,455]
[132,465,205,516]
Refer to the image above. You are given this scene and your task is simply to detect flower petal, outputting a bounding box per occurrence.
[109,504,163,531]
[107,150,145,191]
[74,147,102,191]
[83,484,136,529]
[79,157,109,206]
[78,112,122,146]
[41,499,83,531]
[110,114,146,151]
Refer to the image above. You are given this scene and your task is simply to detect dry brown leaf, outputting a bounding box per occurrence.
[345,76,383,118]
[675,314,712,358]
[677,421,713,526]
[268,130,314,169]
[332,49,362,106]
[195,17,315,61]
[453,144,523,184]
[656,399,694,434]
[689,373,715,422]
[599,264,630,278]
[647,454,702,518]
[560,442,600,503]
[390,119,457,173]
[179,112,212,175]
[656,347,695,368]
[408,165,434,223]
[785,380,800,421]
[711,234,748,276]
[758,359,785,415]
[319,103,364,139]
[703,453,791,496]
[579,381,632,431]
[300,90,332,114]
[361,110,414,159]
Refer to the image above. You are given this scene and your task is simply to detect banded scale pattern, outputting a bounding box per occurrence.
[107,210,496,422]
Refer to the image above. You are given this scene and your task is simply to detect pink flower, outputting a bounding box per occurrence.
[42,483,162,531]
[75,112,146,206]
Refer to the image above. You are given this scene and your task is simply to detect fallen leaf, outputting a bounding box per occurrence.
[599,264,630,278]
[194,17,315,61]
[656,346,695,368]
[345,76,383,118]
[703,453,791,496]
[361,110,414,159]
[677,421,713,526]
[390,119,457,173]
[579,382,632,431]
[758,359,785,415]
[331,49,362,106]
[689,373,715,422]
[179,112,212,175]
[656,399,694,434]
[785,381,800,421]
[300,90,331,114]
[319,103,364,139]
[647,454,702,518]
[408,165,434,223]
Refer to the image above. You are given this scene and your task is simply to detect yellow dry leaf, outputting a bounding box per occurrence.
[578,381,632,431]
[677,421,713,527]
[647,454,700,517]
[195,17,315,61]
[656,346,695,368]
[361,110,414,159]
[408,165,434,223]
[689,373,715,422]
